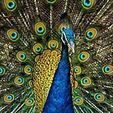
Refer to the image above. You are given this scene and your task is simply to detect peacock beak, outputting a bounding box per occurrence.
[68,40,75,53]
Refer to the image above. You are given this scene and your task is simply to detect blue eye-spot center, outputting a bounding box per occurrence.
[36,48,41,52]
[37,27,44,33]
[75,68,78,72]
[84,0,91,7]
[8,95,12,100]
[76,98,80,102]
[51,44,56,48]
[18,78,22,82]
[28,68,32,72]
[104,66,110,72]
[87,31,93,38]
[97,95,101,99]
[85,0,90,4]
[80,54,85,59]
[52,44,55,47]
[28,100,32,103]
[21,54,26,59]
[11,32,17,39]
[83,79,88,83]
[18,77,24,83]
[7,1,15,9]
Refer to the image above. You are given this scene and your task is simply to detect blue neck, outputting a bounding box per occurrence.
[43,43,74,113]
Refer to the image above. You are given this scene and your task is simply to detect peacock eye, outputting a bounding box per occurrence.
[48,40,59,50]
[34,22,46,36]
[24,65,33,75]
[74,66,82,75]
[81,77,92,87]
[0,66,6,76]
[81,0,95,9]
[33,43,44,54]
[83,0,91,7]
[16,51,27,62]
[7,1,15,9]
[25,98,35,106]
[102,65,113,75]
[46,0,56,4]
[74,96,84,106]
[3,0,17,11]
[4,94,14,103]
[58,23,69,34]
[94,93,105,103]
[7,29,20,42]
[78,51,90,62]
[85,28,97,41]
[14,76,25,86]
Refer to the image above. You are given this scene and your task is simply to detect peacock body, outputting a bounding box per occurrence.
[0,0,113,113]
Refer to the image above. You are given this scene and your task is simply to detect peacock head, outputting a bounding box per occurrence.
[61,27,75,53]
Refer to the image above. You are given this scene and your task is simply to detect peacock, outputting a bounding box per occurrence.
[0,0,113,113]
